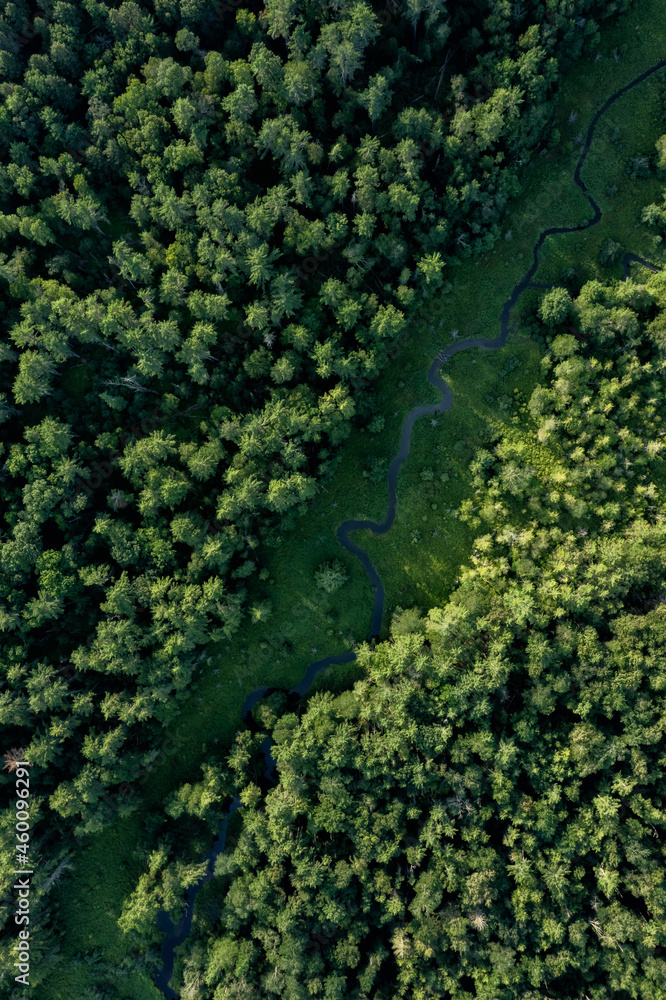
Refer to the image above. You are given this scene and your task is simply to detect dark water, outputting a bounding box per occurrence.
[153,59,666,998]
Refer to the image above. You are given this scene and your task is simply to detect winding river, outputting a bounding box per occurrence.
[153,58,666,998]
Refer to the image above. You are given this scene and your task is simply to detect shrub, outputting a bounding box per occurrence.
[538,286,572,327]
[599,237,623,267]
[314,560,348,594]
[627,153,651,180]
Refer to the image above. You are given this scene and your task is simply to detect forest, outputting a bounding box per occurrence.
[0,0,631,832]
[0,0,619,833]
[0,0,663,996]
[125,271,666,1000]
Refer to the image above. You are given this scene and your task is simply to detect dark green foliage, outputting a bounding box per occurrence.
[0,0,644,987]
[202,577,666,1000]
[627,153,651,179]
[559,266,577,290]
[315,559,348,595]
[598,236,623,265]
[641,130,666,221]
[170,274,666,1000]
[0,0,626,842]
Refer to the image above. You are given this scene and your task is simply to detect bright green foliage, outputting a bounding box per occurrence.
[315,559,348,594]
[0,0,645,989]
[538,286,572,327]
[170,275,666,999]
[0,0,625,843]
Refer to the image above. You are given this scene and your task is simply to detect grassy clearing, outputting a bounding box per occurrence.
[41,2,666,996]
[357,333,542,624]
[341,0,666,640]
[533,64,666,286]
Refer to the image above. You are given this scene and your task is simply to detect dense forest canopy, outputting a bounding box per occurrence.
[0,0,651,993]
[0,0,629,835]
[154,272,666,1000]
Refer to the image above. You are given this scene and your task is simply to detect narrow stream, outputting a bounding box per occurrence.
[153,58,666,998]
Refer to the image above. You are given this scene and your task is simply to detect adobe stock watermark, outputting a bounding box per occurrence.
[305,899,354,955]
[303,819,426,955]
[3,750,32,988]
[75,397,166,499]
[292,242,340,287]
[376,0,589,30]
[377,0,413,28]
[8,9,44,48]
[74,395,182,500]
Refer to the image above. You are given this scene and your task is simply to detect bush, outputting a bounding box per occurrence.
[559,267,577,290]
[599,237,623,267]
[627,153,651,180]
[655,134,666,179]
[314,560,348,594]
[538,287,572,327]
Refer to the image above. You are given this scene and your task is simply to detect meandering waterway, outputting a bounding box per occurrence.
[153,58,666,998]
